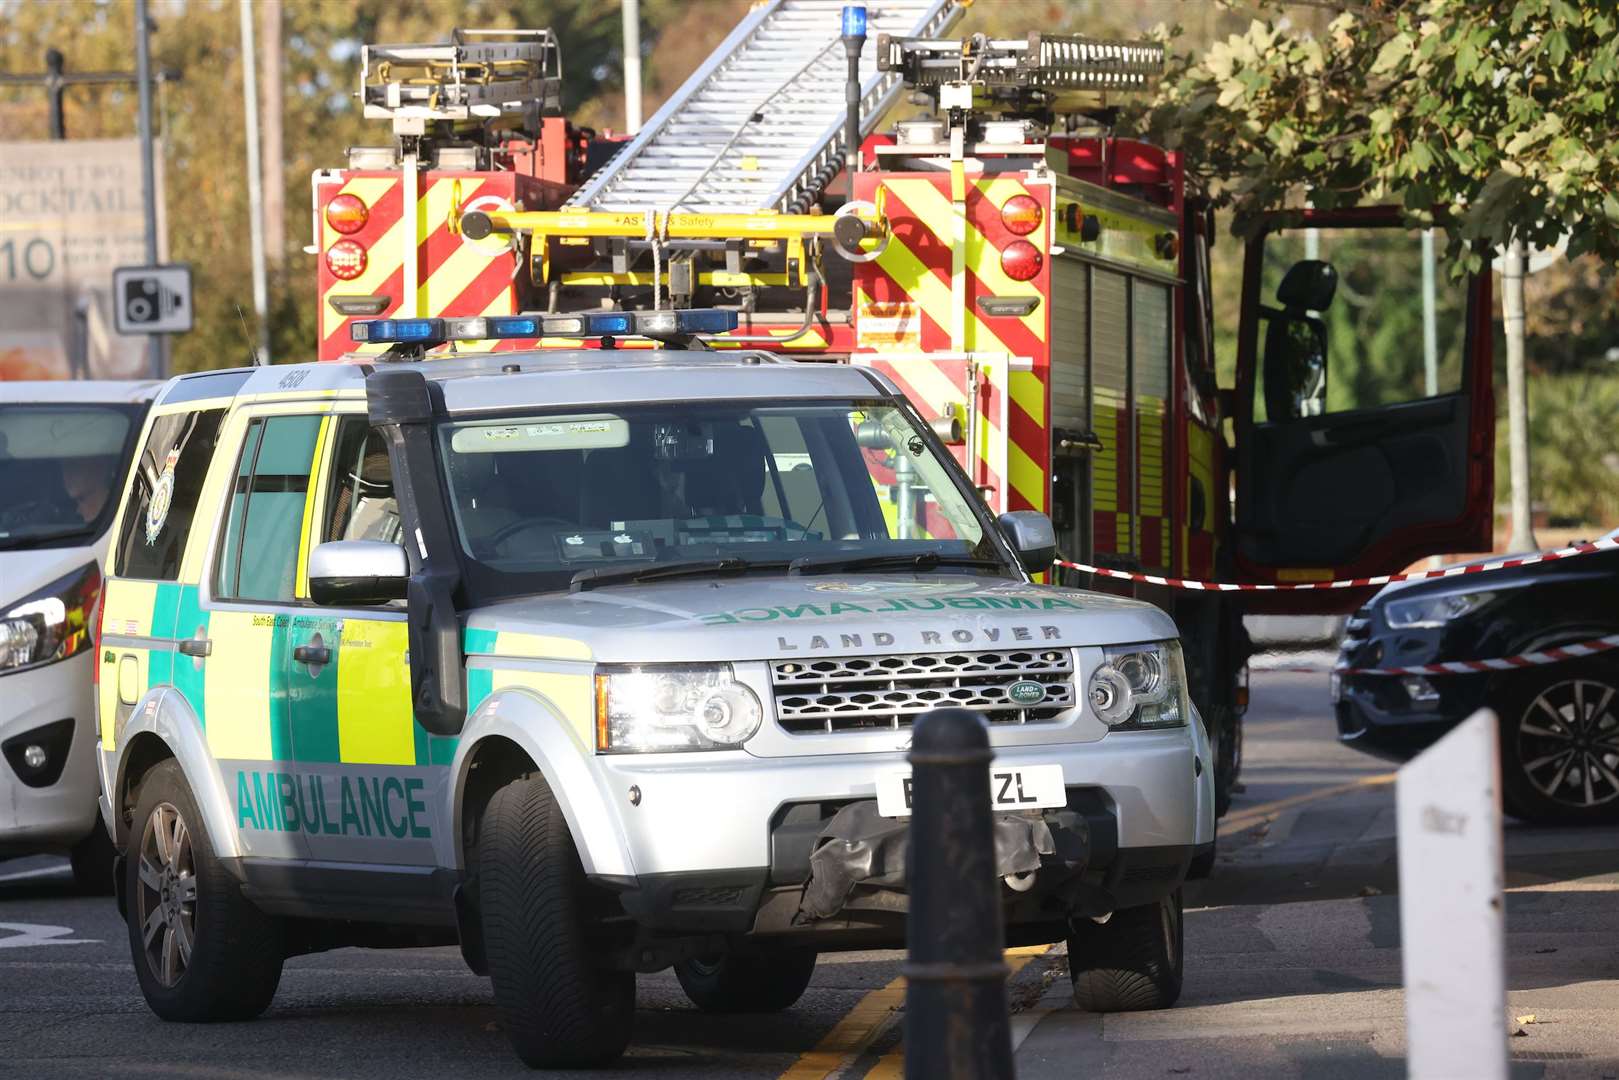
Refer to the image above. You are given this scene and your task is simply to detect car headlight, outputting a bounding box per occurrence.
[595,665,763,753]
[0,562,101,675]
[1087,641,1187,730]
[1384,590,1495,629]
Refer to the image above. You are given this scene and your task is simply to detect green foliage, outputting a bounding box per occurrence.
[1496,373,1619,526]
[1136,0,1619,273]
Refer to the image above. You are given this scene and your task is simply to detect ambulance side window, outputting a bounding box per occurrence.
[113,408,226,581]
[322,418,401,547]
[213,415,322,603]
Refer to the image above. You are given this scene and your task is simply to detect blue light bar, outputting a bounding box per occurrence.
[487,315,540,336]
[585,312,634,336]
[675,309,741,333]
[351,318,443,344]
[350,308,743,349]
[842,5,867,39]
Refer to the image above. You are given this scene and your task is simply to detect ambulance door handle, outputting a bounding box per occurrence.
[293,643,331,665]
[177,637,212,658]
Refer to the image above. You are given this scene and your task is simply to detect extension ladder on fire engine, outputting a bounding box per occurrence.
[566,0,965,216]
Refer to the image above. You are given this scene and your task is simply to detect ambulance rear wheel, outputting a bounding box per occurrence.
[480,775,634,1068]
[674,946,818,1012]
[126,760,284,1021]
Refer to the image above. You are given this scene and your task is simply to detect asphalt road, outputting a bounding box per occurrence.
[2,668,1616,1079]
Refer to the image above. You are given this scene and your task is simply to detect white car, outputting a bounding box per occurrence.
[1,380,157,890]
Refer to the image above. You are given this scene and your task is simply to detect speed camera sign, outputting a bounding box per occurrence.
[113,264,194,335]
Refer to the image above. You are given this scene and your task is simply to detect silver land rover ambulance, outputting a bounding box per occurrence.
[96,311,1213,1068]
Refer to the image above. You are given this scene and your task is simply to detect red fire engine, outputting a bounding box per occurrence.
[311,8,1497,815]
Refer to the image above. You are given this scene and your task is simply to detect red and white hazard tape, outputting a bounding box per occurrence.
[1052,534,1618,592]
[1336,634,1619,677]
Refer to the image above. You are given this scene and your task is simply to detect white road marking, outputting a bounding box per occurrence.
[0,865,72,884]
[0,923,101,949]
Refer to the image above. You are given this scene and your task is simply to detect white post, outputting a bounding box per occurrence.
[238,0,271,364]
[1421,229,1438,398]
[1396,709,1507,1080]
[1502,237,1536,553]
[621,0,643,133]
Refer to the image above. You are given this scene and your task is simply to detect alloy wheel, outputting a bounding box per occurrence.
[135,802,197,988]
[1517,679,1619,809]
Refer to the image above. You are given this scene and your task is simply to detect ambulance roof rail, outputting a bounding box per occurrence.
[565,0,966,216]
[878,32,1164,94]
[359,28,563,135]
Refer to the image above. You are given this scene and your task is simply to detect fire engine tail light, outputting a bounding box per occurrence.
[325,193,369,235]
[1000,240,1043,282]
[326,240,367,281]
[1000,194,1043,236]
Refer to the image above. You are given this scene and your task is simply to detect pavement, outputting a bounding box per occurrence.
[2,668,1616,1078]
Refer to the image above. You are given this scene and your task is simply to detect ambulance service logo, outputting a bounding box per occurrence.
[144,447,180,545]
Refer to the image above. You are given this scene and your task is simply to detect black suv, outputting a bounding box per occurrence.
[1334,529,1619,825]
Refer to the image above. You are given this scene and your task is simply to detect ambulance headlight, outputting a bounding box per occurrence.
[1088,641,1187,730]
[595,665,762,752]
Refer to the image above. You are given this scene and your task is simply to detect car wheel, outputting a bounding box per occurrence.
[69,812,116,895]
[674,946,818,1013]
[479,775,634,1068]
[126,760,283,1021]
[1499,666,1619,826]
[1068,887,1184,1012]
[1209,705,1242,819]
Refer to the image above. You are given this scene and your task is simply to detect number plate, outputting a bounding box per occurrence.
[874,764,1066,818]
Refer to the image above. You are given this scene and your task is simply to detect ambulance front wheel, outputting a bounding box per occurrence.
[125,759,285,1021]
[479,774,635,1068]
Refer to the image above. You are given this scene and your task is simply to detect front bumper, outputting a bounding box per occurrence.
[592,730,1197,943]
[0,651,100,853]
[1335,670,1489,762]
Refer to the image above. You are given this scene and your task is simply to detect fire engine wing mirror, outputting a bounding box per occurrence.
[997,511,1056,573]
[309,541,408,606]
[1261,260,1337,420]
[1261,312,1328,420]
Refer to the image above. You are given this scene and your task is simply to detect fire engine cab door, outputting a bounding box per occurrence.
[1233,211,1494,579]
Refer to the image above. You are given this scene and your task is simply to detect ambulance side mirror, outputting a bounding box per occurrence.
[996,511,1056,573]
[309,540,409,606]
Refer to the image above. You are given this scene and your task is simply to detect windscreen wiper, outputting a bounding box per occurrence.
[787,551,1004,576]
[571,557,789,593]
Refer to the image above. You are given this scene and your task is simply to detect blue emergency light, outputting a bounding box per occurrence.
[841,5,867,39]
[350,308,741,347]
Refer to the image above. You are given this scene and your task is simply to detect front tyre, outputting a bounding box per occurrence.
[1498,665,1619,826]
[126,760,283,1021]
[674,947,817,1013]
[1068,887,1183,1012]
[480,775,634,1068]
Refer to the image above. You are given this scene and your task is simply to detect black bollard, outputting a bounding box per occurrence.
[904,708,1015,1080]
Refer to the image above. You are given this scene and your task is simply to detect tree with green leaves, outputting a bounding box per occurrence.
[1136,0,1619,270]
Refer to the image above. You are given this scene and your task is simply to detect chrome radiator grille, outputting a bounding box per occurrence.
[770,649,1076,733]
